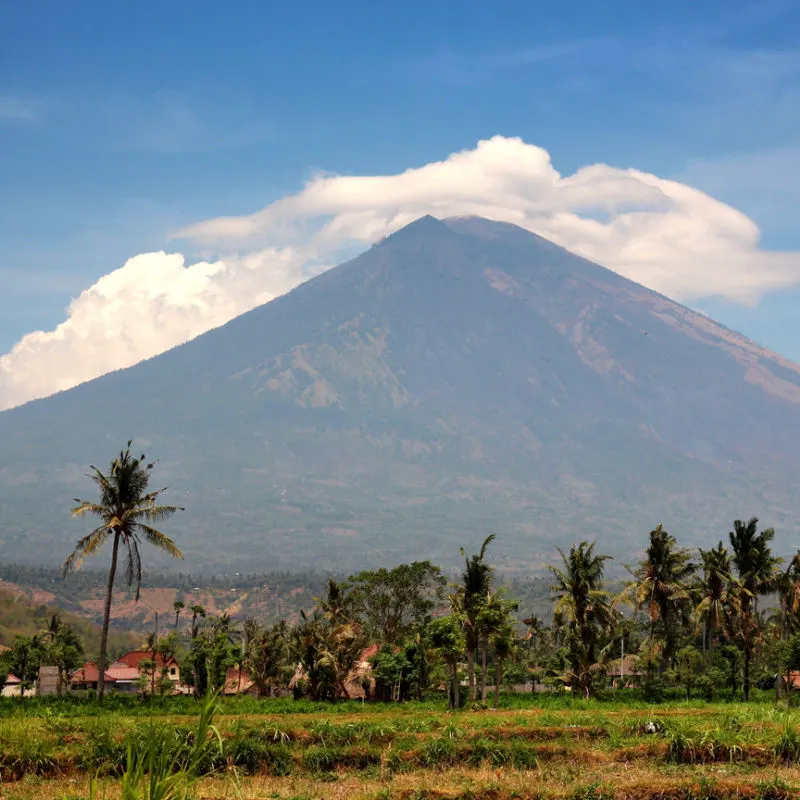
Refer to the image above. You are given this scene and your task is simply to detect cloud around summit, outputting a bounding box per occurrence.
[2,135,799,411]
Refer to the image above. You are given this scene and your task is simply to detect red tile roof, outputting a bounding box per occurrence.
[117,650,177,670]
[5,674,20,684]
[71,663,106,683]
[105,666,141,682]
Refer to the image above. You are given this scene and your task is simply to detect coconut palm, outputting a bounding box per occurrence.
[458,534,495,701]
[173,601,185,630]
[728,517,781,701]
[547,541,614,698]
[63,443,183,702]
[776,550,800,640]
[476,589,517,703]
[190,605,206,640]
[617,524,694,671]
[694,542,739,666]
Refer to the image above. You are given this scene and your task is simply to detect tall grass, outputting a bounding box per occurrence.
[118,693,222,800]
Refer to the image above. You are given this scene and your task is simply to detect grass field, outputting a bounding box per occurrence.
[1,696,799,799]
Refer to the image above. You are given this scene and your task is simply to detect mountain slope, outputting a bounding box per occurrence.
[1,216,799,572]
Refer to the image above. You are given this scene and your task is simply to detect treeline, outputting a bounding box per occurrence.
[0,562,331,607]
[6,520,799,708]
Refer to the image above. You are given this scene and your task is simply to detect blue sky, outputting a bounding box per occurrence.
[1,0,800,394]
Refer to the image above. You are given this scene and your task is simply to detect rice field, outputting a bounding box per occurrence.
[0,696,799,799]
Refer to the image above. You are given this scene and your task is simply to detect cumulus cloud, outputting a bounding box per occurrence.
[2,135,800,411]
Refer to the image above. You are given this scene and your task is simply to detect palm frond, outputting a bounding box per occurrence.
[137,525,183,560]
[63,526,110,574]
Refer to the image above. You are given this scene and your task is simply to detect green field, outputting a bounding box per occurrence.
[1,695,799,800]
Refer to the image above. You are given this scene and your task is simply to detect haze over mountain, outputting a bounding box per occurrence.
[1,215,799,573]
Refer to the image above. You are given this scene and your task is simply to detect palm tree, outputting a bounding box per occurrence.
[173,601,185,631]
[429,614,466,709]
[491,622,516,709]
[458,534,495,701]
[547,541,614,698]
[190,605,206,643]
[728,517,781,701]
[63,443,183,702]
[618,524,694,671]
[694,542,739,668]
[773,550,800,699]
[776,550,800,641]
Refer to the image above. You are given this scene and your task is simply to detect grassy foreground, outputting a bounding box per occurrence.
[1,696,799,800]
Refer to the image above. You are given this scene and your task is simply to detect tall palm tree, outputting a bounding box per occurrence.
[618,524,694,671]
[458,534,495,701]
[694,542,739,667]
[63,443,183,702]
[728,517,781,701]
[547,541,614,698]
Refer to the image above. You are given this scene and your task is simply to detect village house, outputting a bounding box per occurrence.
[70,650,182,694]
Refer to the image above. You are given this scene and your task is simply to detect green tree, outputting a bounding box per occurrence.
[429,614,466,709]
[618,524,694,671]
[694,542,739,667]
[40,614,84,695]
[245,621,290,698]
[2,635,43,699]
[476,589,518,704]
[776,550,800,641]
[729,517,781,701]
[457,534,495,701]
[548,541,614,698]
[173,600,185,631]
[490,614,518,709]
[345,561,446,644]
[63,443,183,702]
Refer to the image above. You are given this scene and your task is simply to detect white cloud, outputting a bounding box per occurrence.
[2,135,800,411]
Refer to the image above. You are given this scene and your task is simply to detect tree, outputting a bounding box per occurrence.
[40,614,84,695]
[729,517,781,701]
[776,550,800,641]
[63,443,183,702]
[457,534,495,701]
[618,524,694,671]
[173,601,185,631]
[695,542,739,667]
[3,635,43,699]
[548,541,614,698]
[489,612,518,709]
[429,614,466,709]
[190,605,206,640]
[476,589,518,703]
[345,562,446,645]
[245,621,290,698]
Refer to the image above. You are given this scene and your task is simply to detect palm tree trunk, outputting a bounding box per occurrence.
[493,658,503,709]
[467,647,475,702]
[450,661,459,709]
[708,619,714,670]
[480,635,488,704]
[97,531,120,704]
[743,642,751,702]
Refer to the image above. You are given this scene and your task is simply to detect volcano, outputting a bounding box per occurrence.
[1,215,799,571]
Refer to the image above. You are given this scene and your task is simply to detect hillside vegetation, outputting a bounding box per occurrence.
[0,587,139,658]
